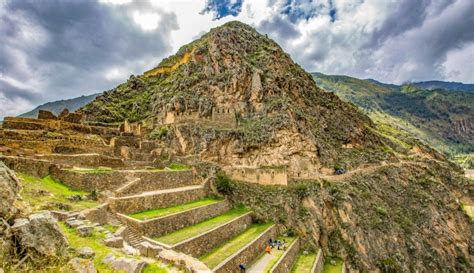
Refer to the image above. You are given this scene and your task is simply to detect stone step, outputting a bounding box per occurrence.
[117,199,230,238]
[201,223,277,272]
[108,185,207,215]
[155,211,253,258]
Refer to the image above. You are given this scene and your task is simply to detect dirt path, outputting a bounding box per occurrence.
[248,249,284,273]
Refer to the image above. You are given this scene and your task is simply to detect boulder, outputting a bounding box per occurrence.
[77,247,95,259]
[65,218,83,228]
[66,257,97,273]
[138,241,162,257]
[11,211,68,260]
[104,236,123,248]
[102,254,147,273]
[77,225,93,237]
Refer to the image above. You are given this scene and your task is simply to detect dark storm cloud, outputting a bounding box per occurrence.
[367,0,454,48]
[259,15,301,40]
[0,0,178,118]
[201,0,244,20]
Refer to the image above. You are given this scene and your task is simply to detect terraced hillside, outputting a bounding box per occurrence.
[1,21,472,272]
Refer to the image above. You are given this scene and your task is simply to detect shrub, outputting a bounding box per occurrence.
[215,172,234,195]
[149,127,168,139]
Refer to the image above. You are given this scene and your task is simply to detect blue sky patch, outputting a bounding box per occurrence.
[201,0,244,20]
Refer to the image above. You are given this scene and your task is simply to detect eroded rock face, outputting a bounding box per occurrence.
[11,211,69,261]
[0,161,21,220]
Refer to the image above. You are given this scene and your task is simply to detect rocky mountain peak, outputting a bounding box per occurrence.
[80,22,390,173]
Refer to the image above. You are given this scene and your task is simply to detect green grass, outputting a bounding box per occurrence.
[60,222,169,273]
[155,207,249,245]
[168,163,191,171]
[129,198,222,220]
[69,167,113,173]
[18,174,98,211]
[324,258,344,273]
[59,222,117,272]
[263,236,296,271]
[200,222,273,269]
[461,204,474,220]
[291,252,317,273]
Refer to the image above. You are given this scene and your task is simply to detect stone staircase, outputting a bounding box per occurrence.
[126,227,145,248]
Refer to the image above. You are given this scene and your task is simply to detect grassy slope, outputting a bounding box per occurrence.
[323,258,344,273]
[18,174,97,211]
[200,222,273,269]
[291,252,317,273]
[155,207,249,245]
[130,198,222,220]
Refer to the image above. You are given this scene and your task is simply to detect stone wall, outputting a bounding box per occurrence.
[173,213,252,257]
[118,200,230,237]
[311,249,324,273]
[35,153,124,168]
[270,238,300,273]
[2,117,119,136]
[82,203,110,225]
[213,224,277,273]
[0,155,52,177]
[115,170,195,196]
[50,167,126,192]
[108,185,207,214]
[226,167,288,186]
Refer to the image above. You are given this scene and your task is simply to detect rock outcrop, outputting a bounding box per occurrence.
[11,211,69,262]
[0,163,69,269]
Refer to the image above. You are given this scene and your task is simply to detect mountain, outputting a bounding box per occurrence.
[411,80,474,93]
[313,72,474,157]
[19,93,100,119]
[79,22,472,271]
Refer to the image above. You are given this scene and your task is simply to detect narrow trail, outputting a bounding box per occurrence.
[318,161,430,182]
[248,249,284,273]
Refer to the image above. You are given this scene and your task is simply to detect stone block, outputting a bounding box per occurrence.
[77,225,93,237]
[101,254,147,273]
[51,210,70,221]
[104,237,123,248]
[78,247,95,259]
[66,219,83,228]
[67,258,97,273]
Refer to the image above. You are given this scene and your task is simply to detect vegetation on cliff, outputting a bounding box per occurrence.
[313,72,474,157]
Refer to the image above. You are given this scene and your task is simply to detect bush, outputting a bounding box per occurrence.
[149,127,168,139]
[215,172,234,195]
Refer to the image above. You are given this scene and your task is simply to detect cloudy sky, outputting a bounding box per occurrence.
[1,0,473,119]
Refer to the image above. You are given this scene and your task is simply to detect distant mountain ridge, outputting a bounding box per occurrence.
[411,80,474,92]
[19,93,100,118]
[312,72,474,156]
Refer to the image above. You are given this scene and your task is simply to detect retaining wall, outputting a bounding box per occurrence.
[173,213,252,258]
[270,238,300,273]
[0,155,52,178]
[117,200,230,237]
[50,167,126,192]
[213,224,277,273]
[115,170,195,196]
[311,249,324,273]
[35,153,124,168]
[108,186,207,214]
